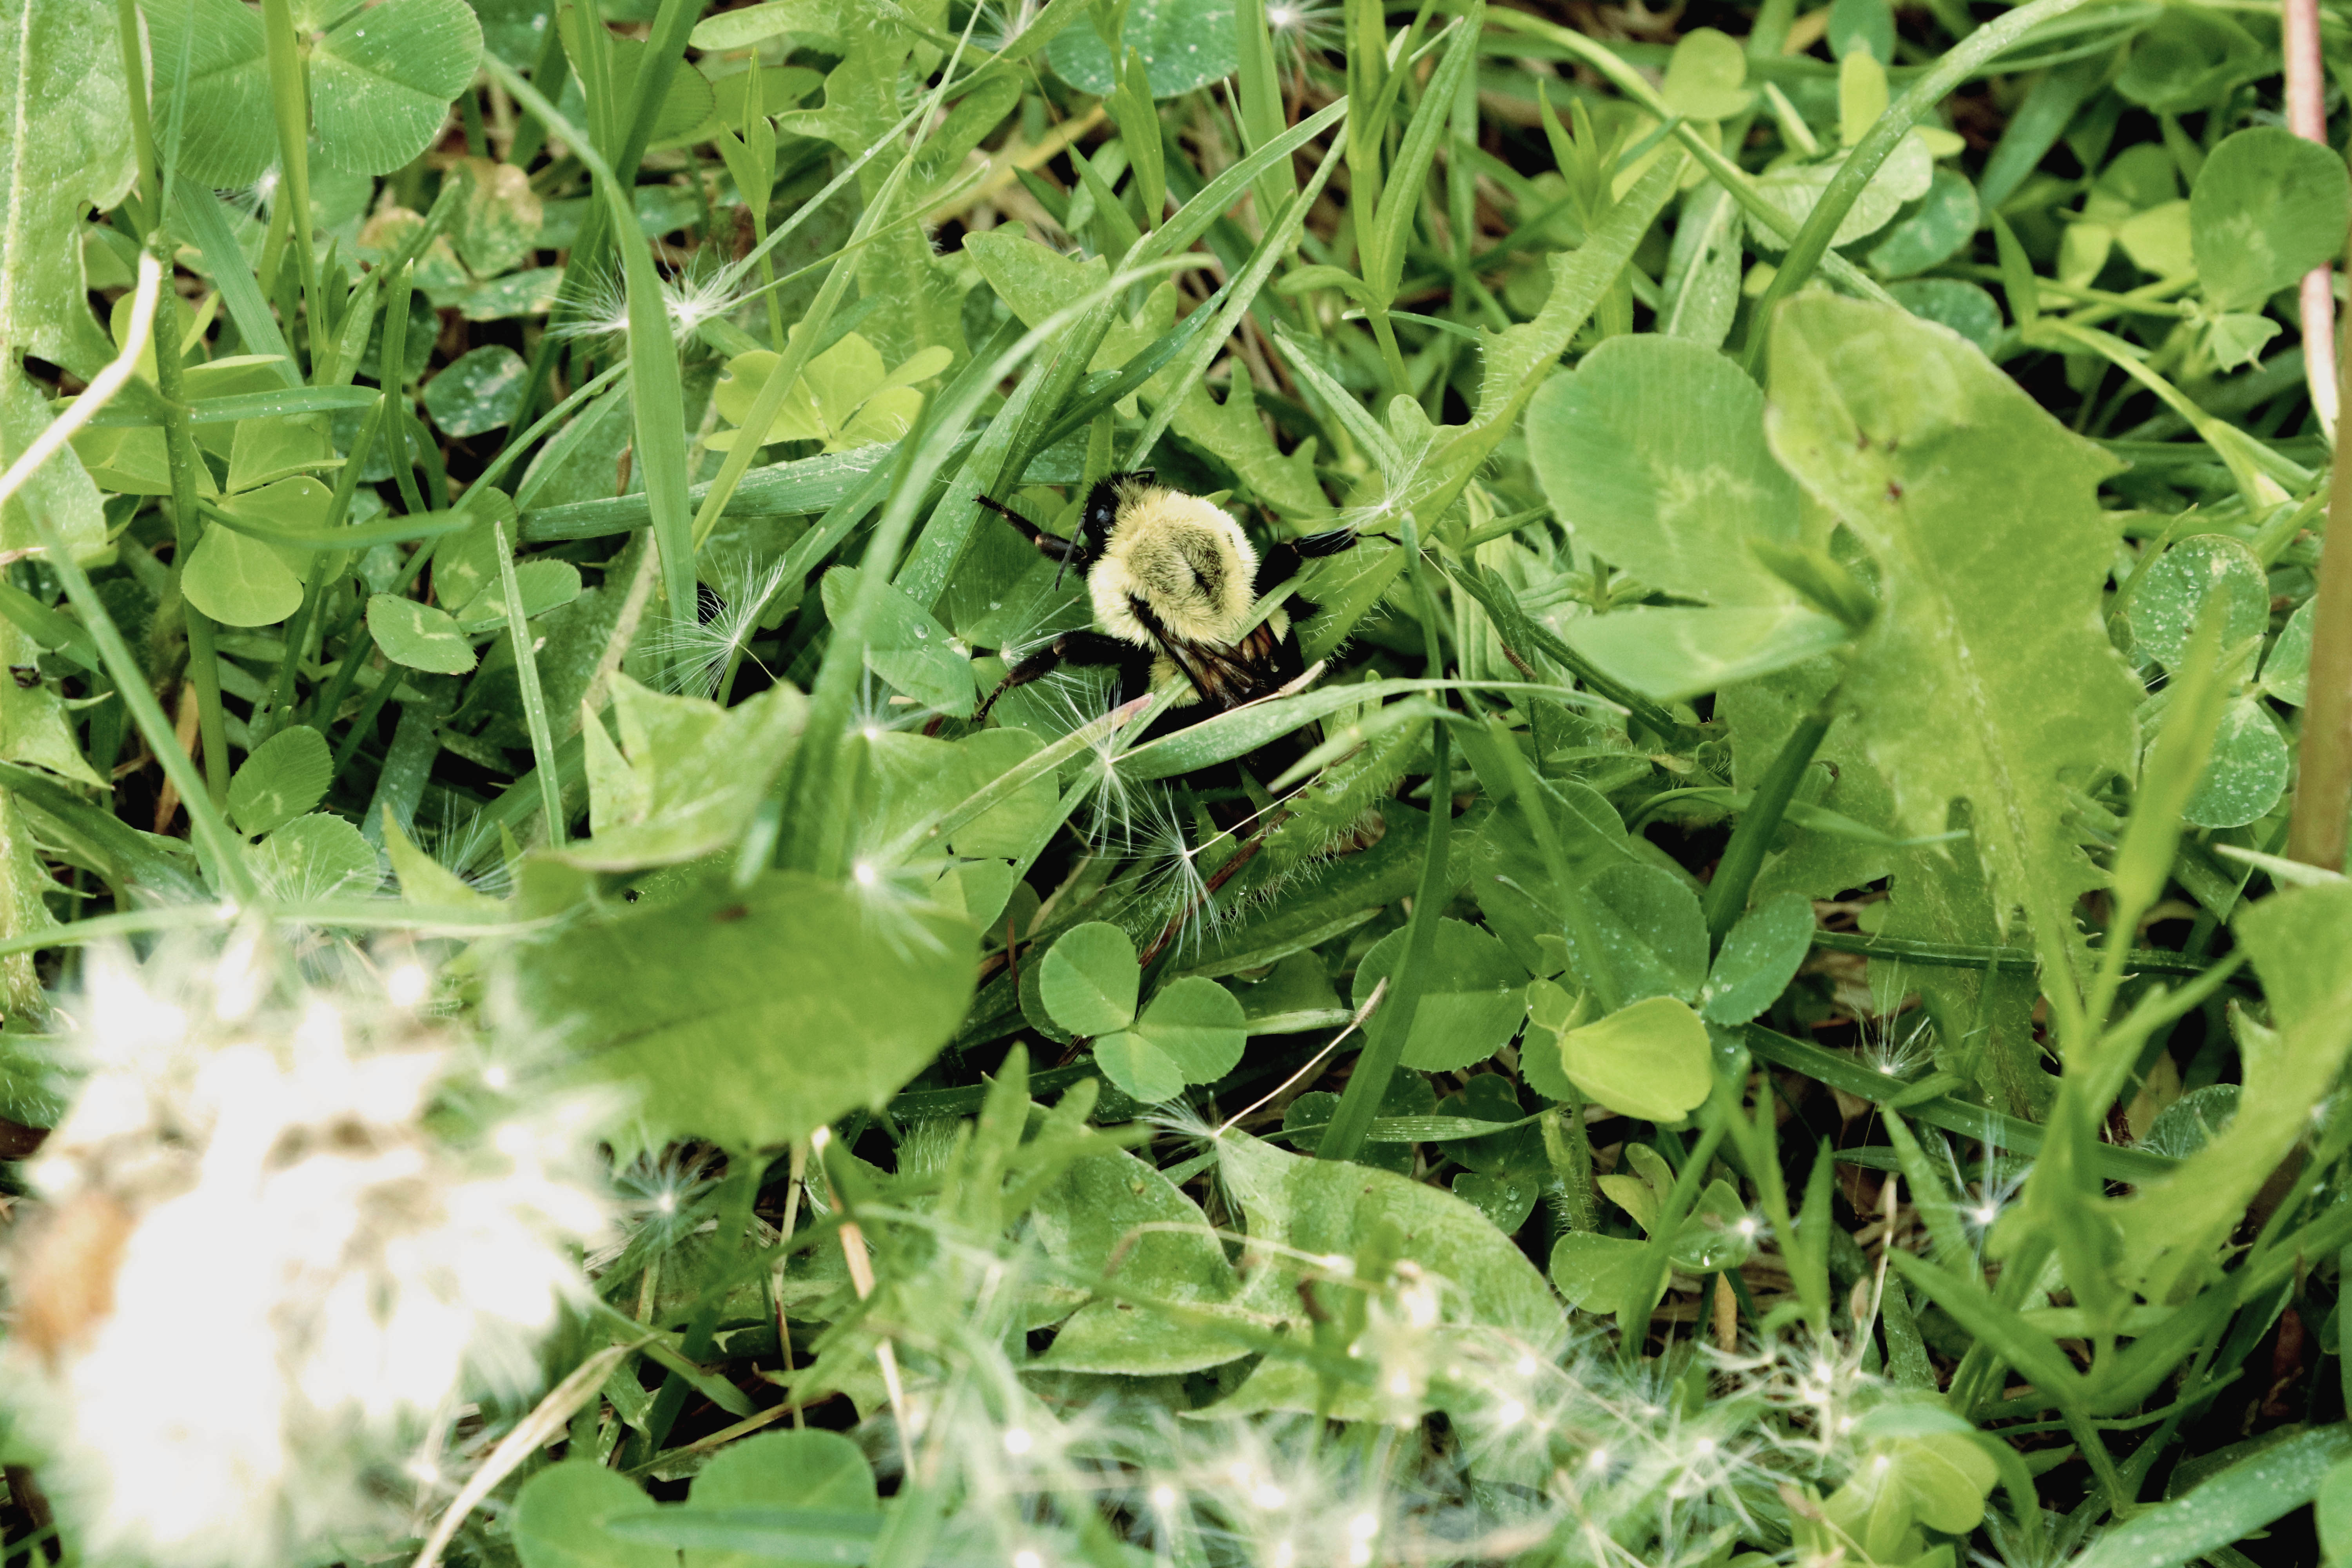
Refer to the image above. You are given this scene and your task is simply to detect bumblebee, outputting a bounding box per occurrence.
[973,472,1356,735]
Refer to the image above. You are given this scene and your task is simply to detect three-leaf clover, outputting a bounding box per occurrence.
[1037,923,1245,1105]
[709,332,953,455]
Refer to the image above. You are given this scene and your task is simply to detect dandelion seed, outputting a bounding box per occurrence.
[1002,1426,1033,1455]
[1253,1482,1289,1509]
[1013,1551,1044,1568]
[855,862,880,887]
[1496,1398,1527,1427]
[1272,1542,1296,1568]
[1261,0,1342,65]
[386,964,430,1007]
[483,1065,510,1090]
[1151,1484,1178,1511]
[1515,1355,1541,1376]
[556,255,742,348]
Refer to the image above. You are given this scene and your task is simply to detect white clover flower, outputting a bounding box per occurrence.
[3,940,609,1568]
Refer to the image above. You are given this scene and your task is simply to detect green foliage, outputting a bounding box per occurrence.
[11,0,2352,1562]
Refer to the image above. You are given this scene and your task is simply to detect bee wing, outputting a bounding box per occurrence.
[1149,619,1286,710]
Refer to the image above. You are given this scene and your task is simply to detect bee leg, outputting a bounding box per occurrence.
[978,494,1094,569]
[1254,527,1359,598]
[972,631,1139,722]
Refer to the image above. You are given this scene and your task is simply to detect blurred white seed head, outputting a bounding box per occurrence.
[2,940,610,1568]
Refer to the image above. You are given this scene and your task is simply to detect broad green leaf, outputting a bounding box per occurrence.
[1659,28,1751,120]
[2,0,136,377]
[2127,535,2268,670]
[1525,334,1807,606]
[1122,975,1245,1085]
[0,619,102,788]
[1890,1433,1998,1535]
[2192,127,2352,311]
[2116,7,2266,114]
[817,567,978,717]
[2141,1083,2238,1160]
[1886,278,2000,350]
[514,1461,666,1568]
[225,415,334,495]
[1031,1147,1246,1374]
[453,156,543,277]
[182,525,304,626]
[561,677,807,871]
[1559,995,1712,1121]
[310,0,483,174]
[2112,884,2352,1300]
[2261,599,2314,705]
[423,345,529,437]
[1210,1129,1566,1417]
[2318,1455,2352,1568]
[945,730,1060,859]
[1566,605,1854,702]
[1352,918,1528,1073]
[1827,0,1893,61]
[368,594,478,675]
[429,491,523,615]
[228,726,331,836]
[1039,922,1141,1037]
[2073,1425,2352,1568]
[2179,697,2288,830]
[2207,312,2282,372]
[711,335,944,455]
[1561,864,1708,1006]
[1699,893,1815,1024]
[249,814,382,902]
[1837,50,1888,146]
[1048,0,1237,98]
[1,367,107,560]
[1451,1171,1537,1234]
[1547,1230,1650,1314]
[455,559,583,632]
[684,1431,875,1568]
[1093,1030,1186,1103]
[1867,166,1979,278]
[1751,134,1934,250]
[508,869,976,1152]
[620,1511,880,1562]
[1765,294,2136,936]
[689,0,831,51]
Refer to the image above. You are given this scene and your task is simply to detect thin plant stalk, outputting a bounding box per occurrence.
[33,516,256,902]
[1701,689,1835,947]
[484,56,701,653]
[1317,524,1450,1163]
[266,399,387,732]
[2285,0,2338,437]
[109,0,157,226]
[493,518,567,847]
[2288,318,2352,870]
[258,0,322,366]
[148,266,235,808]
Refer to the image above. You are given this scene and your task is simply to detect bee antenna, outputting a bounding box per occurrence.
[1054,525,1084,589]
